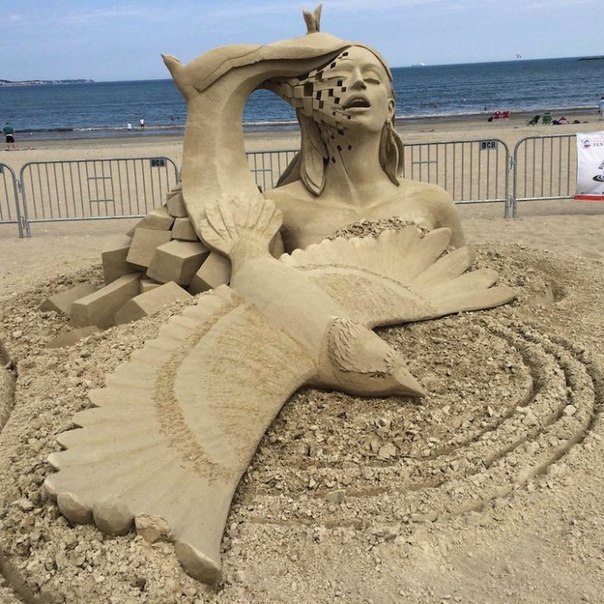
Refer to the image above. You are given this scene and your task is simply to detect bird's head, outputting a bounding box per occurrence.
[317,317,424,398]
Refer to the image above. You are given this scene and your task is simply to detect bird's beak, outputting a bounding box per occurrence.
[392,367,425,398]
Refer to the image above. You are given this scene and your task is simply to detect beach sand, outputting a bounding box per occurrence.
[0,116,603,603]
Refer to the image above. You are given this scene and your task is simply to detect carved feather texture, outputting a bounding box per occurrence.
[327,317,362,372]
[45,219,514,585]
[44,285,315,583]
[199,195,283,257]
[327,317,398,374]
[281,226,515,327]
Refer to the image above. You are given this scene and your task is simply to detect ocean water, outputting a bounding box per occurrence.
[1,56,603,140]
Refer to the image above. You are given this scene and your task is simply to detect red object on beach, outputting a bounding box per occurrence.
[493,111,502,119]
[501,110,510,119]
[575,195,604,201]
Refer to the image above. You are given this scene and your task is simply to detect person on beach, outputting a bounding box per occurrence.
[599,97,604,120]
[139,117,145,129]
[2,122,15,151]
[127,122,132,131]
[266,45,465,252]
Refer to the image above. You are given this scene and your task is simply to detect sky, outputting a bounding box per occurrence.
[1,0,600,81]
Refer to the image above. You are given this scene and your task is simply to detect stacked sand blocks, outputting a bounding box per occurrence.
[40,186,261,345]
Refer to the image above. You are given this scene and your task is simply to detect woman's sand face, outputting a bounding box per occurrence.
[313,46,395,134]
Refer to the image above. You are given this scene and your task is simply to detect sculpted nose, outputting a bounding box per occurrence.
[350,74,367,90]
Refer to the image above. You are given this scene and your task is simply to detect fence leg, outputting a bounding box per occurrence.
[16,180,32,238]
[512,196,518,219]
[13,178,25,238]
[504,195,510,219]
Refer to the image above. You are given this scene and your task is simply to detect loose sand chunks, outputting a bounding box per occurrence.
[114,281,192,325]
[46,326,101,349]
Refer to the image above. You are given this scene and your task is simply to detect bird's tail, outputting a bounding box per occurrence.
[199,196,283,261]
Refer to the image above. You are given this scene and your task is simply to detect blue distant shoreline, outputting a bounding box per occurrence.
[2,56,603,141]
[0,78,94,88]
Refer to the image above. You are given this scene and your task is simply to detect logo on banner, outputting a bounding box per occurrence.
[576,131,604,200]
[594,160,604,182]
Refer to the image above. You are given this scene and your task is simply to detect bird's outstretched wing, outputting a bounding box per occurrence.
[44,285,315,583]
[280,226,515,328]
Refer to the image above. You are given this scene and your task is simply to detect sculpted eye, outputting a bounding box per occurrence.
[364,71,382,84]
[370,372,387,379]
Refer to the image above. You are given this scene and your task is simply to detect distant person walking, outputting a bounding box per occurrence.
[599,97,604,120]
[139,117,145,129]
[127,122,132,131]
[3,122,15,150]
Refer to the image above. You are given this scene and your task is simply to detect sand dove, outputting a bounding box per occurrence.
[44,195,514,584]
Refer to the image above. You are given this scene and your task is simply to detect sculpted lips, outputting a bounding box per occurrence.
[343,95,371,110]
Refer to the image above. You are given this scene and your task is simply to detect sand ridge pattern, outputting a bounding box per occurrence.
[236,317,601,528]
[0,243,603,602]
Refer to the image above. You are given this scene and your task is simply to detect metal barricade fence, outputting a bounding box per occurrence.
[401,139,511,215]
[246,149,298,191]
[0,163,24,237]
[246,141,512,215]
[1,136,583,238]
[19,157,179,236]
[512,134,576,217]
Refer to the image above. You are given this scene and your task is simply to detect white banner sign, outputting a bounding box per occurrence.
[576,132,604,201]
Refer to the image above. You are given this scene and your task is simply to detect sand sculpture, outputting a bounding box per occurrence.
[39,7,464,334]
[43,5,516,584]
[266,47,465,251]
